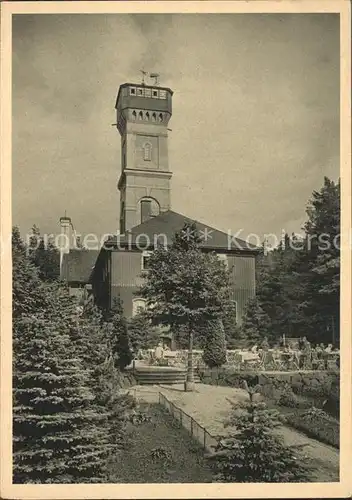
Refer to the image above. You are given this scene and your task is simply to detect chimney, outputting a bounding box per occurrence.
[59,215,72,278]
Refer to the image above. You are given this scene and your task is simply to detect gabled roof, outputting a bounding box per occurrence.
[105,210,259,253]
[61,249,99,284]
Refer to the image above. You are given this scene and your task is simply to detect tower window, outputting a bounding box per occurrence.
[158,113,163,122]
[130,87,136,96]
[137,88,144,96]
[143,142,152,161]
[152,90,158,98]
[138,111,143,120]
[132,110,137,120]
[152,113,157,122]
[140,197,160,224]
[145,88,151,98]
[159,90,167,99]
[145,112,150,121]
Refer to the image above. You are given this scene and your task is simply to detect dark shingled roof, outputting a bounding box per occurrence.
[105,210,259,253]
[61,249,99,284]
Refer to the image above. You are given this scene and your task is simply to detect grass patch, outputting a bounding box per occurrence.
[107,403,213,483]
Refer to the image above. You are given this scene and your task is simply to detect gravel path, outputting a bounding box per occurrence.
[131,383,339,481]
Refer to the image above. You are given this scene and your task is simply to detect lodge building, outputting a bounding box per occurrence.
[60,79,259,325]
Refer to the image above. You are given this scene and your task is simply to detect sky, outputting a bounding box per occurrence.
[12,13,340,246]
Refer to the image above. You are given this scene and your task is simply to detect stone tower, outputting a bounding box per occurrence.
[115,81,173,232]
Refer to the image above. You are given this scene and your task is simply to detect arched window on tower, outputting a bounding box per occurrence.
[152,113,157,122]
[138,111,143,120]
[132,110,137,121]
[158,113,163,122]
[140,197,160,224]
[145,112,150,121]
[143,142,152,162]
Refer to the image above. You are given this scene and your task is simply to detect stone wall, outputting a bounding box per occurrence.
[198,367,339,416]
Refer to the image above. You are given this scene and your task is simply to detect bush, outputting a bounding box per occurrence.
[286,407,339,448]
[278,391,300,408]
[202,319,227,368]
[209,387,311,482]
[277,384,300,408]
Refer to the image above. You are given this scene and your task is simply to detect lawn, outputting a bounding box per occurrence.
[107,403,213,483]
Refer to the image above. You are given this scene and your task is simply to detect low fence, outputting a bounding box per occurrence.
[158,392,219,453]
[128,387,160,403]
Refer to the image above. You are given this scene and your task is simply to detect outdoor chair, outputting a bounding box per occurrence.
[263,351,284,371]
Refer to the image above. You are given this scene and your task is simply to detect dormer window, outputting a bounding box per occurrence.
[143,142,152,161]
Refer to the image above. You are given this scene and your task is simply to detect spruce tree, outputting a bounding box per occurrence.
[12,228,128,483]
[239,298,271,345]
[12,227,46,318]
[13,303,112,483]
[209,384,311,482]
[28,225,60,282]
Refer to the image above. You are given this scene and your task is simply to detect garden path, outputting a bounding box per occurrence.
[130,383,339,482]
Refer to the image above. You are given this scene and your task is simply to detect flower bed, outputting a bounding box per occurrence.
[285,407,339,448]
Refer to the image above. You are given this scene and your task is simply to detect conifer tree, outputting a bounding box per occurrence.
[240,298,271,344]
[108,297,133,370]
[12,227,46,318]
[28,225,60,282]
[202,319,227,368]
[13,296,112,483]
[12,228,129,483]
[209,384,311,482]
